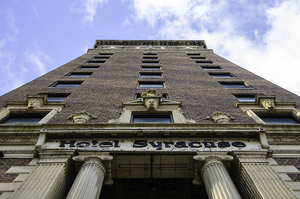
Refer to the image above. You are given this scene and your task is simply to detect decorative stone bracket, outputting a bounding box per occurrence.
[141,89,162,112]
[206,111,235,123]
[68,111,97,123]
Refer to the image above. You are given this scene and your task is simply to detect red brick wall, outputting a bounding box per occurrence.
[274,158,300,182]
[0,158,32,183]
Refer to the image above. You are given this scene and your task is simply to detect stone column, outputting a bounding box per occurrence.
[66,155,113,199]
[232,152,298,199]
[9,150,74,199]
[194,154,241,199]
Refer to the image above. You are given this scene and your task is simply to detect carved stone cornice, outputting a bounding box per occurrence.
[68,111,97,123]
[267,135,300,145]
[206,111,235,123]
[94,40,207,49]
[0,136,38,145]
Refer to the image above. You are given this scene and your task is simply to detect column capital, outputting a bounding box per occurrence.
[73,154,113,162]
[193,154,233,162]
[72,154,114,186]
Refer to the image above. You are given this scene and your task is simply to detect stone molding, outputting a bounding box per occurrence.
[0,135,38,145]
[1,94,67,124]
[94,40,207,49]
[206,111,235,123]
[108,90,195,123]
[267,135,300,145]
[68,110,97,123]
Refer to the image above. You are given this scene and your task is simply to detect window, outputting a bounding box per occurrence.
[186,53,201,56]
[140,66,161,70]
[195,60,213,64]
[142,56,158,60]
[45,94,69,102]
[233,94,256,102]
[77,66,99,70]
[0,113,47,124]
[65,72,92,77]
[131,113,173,123]
[98,53,113,55]
[209,73,235,78]
[49,82,82,88]
[257,114,300,124]
[138,82,164,88]
[141,60,160,64]
[201,66,222,70]
[85,60,105,64]
[135,93,168,101]
[139,72,162,78]
[92,56,110,59]
[143,53,157,56]
[220,82,250,89]
[190,56,206,60]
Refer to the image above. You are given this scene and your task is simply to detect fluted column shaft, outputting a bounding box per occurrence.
[194,155,241,199]
[66,155,113,199]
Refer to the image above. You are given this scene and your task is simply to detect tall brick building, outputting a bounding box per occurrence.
[0,40,299,198]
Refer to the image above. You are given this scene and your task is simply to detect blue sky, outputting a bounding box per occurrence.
[1,0,300,96]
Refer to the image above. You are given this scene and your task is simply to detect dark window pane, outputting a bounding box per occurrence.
[210,74,233,78]
[132,114,172,123]
[78,67,99,70]
[258,114,300,124]
[140,73,162,78]
[190,57,206,59]
[234,95,256,102]
[54,83,81,88]
[47,96,67,101]
[67,73,92,77]
[141,60,160,64]
[195,61,213,64]
[86,60,105,64]
[141,66,161,70]
[202,67,221,70]
[138,82,164,88]
[1,114,47,124]
[220,83,247,88]
[93,56,110,59]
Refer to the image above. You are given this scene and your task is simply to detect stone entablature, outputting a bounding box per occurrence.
[93,40,207,49]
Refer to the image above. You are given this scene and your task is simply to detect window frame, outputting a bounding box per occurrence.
[49,81,83,88]
[137,81,165,88]
[130,113,174,123]
[219,81,252,89]
[65,72,93,77]
[140,65,161,70]
[209,73,235,78]
[139,72,163,78]
[77,66,99,70]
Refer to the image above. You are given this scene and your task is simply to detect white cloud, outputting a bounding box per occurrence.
[127,0,300,96]
[24,42,51,76]
[71,0,107,25]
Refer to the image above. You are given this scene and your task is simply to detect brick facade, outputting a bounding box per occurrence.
[0,158,32,183]
[274,158,300,182]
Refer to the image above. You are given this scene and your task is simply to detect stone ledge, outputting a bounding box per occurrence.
[13,174,29,182]
[271,165,300,174]
[286,182,300,191]
[0,192,13,199]
[0,183,22,192]
[5,166,35,174]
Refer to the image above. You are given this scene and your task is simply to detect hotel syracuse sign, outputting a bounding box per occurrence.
[43,138,261,152]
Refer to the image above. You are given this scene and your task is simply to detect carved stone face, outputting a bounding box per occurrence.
[145,98,159,110]
[262,99,275,110]
[28,99,40,108]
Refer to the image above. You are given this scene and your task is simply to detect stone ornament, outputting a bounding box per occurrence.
[206,111,235,123]
[141,89,162,112]
[261,99,275,110]
[68,111,97,123]
[28,99,41,109]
